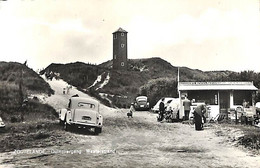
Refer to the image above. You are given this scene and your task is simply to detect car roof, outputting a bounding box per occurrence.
[136,96,147,99]
[256,102,260,108]
[70,97,99,105]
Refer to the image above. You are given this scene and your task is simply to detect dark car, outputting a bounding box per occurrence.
[134,96,149,111]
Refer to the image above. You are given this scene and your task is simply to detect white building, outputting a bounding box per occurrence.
[178,81,258,119]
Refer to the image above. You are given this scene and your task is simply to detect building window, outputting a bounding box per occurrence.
[121,44,125,48]
[121,33,124,36]
[234,90,252,106]
[114,34,117,39]
[121,62,124,66]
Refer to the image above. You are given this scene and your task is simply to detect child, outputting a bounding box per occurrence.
[127,103,135,118]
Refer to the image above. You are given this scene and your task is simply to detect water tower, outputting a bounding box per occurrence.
[112,27,128,70]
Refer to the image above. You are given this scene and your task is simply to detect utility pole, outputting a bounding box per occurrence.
[178,67,181,120]
[19,66,24,106]
[19,65,25,122]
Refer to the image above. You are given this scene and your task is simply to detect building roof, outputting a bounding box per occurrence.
[113,27,128,34]
[178,81,258,91]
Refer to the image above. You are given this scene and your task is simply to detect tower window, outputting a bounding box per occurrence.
[121,44,125,48]
[114,34,117,39]
[121,62,124,66]
[121,33,124,36]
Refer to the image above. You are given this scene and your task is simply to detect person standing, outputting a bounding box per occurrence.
[193,104,206,131]
[158,98,165,122]
[128,103,135,118]
[183,96,191,120]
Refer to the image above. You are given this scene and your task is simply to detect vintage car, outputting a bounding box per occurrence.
[153,97,180,122]
[0,117,5,130]
[134,96,150,111]
[59,97,103,135]
[255,102,260,113]
[152,97,179,113]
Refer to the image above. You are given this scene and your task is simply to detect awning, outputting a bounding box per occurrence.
[178,82,258,91]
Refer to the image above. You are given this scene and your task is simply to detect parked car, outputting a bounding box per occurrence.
[152,97,179,113]
[134,96,150,111]
[165,98,180,121]
[154,98,180,122]
[255,102,260,113]
[59,97,103,135]
[0,117,5,130]
[242,106,256,125]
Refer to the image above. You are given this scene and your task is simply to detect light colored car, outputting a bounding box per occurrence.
[165,98,180,121]
[255,102,260,112]
[134,96,150,111]
[152,97,179,113]
[59,97,103,135]
[0,117,5,130]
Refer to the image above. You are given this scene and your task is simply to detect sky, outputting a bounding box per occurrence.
[0,0,260,72]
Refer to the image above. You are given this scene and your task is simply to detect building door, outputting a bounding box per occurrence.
[219,91,230,112]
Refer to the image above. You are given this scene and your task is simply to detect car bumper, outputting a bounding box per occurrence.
[135,105,149,110]
[69,122,102,129]
[0,123,5,128]
[0,126,5,131]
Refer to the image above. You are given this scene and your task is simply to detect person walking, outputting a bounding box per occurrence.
[183,95,191,120]
[193,104,206,131]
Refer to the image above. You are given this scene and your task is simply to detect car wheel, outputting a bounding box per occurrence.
[59,119,64,126]
[94,127,102,135]
[64,121,68,131]
[64,116,70,131]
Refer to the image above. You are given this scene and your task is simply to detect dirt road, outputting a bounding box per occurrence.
[1,78,260,167]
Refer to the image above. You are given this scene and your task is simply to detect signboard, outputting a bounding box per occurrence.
[215,95,218,104]
[180,82,253,85]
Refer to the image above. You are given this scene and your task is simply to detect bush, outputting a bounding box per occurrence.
[139,78,179,108]
[0,62,54,95]
[83,88,112,107]
[237,127,260,151]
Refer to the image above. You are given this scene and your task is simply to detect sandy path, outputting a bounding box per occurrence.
[35,77,115,116]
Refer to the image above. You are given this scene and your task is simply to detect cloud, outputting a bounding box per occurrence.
[127,6,260,72]
[0,0,260,72]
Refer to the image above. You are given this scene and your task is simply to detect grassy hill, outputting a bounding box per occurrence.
[0,62,69,153]
[2,59,259,110]
[40,62,109,89]
[41,57,239,108]
[0,62,53,94]
[0,62,55,122]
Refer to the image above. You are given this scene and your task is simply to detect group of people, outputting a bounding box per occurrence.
[127,95,208,131]
[158,96,207,131]
[63,85,72,95]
